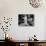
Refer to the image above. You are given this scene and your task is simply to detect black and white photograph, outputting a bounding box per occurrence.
[18,14,34,26]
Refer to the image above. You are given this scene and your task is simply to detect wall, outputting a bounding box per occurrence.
[0,0,46,40]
